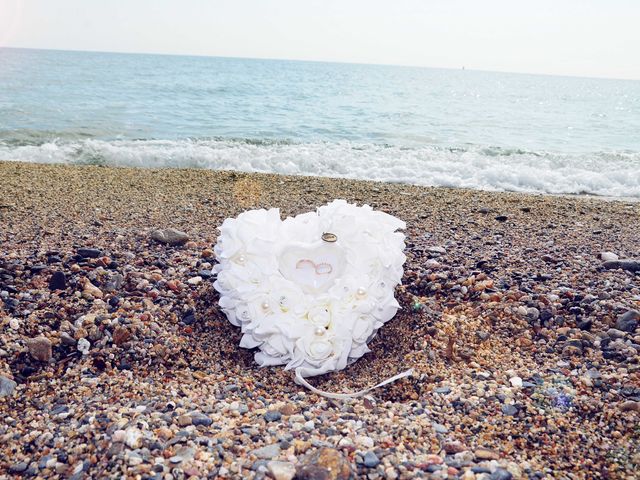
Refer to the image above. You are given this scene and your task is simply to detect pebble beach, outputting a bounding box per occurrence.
[0,160,639,479]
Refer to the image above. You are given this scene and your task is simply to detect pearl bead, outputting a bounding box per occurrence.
[356,287,367,296]
[262,301,270,310]
[237,255,246,264]
[315,327,325,336]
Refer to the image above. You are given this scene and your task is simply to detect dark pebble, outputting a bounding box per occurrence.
[182,311,196,325]
[77,247,103,258]
[9,462,28,474]
[578,319,593,331]
[490,468,513,480]
[495,215,508,222]
[192,414,213,427]
[48,271,66,290]
[615,310,639,333]
[264,410,282,422]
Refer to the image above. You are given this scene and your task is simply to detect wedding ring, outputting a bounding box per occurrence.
[322,232,337,243]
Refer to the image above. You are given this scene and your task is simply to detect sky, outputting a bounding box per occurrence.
[1,0,639,80]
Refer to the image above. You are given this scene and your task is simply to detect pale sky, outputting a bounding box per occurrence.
[1,0,639,80]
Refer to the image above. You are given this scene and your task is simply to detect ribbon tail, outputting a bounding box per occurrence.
[294,367,414,400]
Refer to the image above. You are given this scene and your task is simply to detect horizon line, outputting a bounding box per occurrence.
[2,45,639,82]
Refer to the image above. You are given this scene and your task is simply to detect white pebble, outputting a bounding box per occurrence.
[9,318,20,330]
[509,376,523,388]
[77,338,91,355]
[600,251,619,262]
[187,276,202,285]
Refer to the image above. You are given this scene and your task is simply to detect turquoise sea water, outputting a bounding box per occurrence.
[1,47,639,197]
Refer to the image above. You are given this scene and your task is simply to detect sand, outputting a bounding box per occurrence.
[0,160,639,479]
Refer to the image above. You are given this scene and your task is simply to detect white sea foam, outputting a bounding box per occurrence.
[1,138,639,198]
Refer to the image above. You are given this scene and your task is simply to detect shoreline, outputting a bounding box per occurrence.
[1,160,639,478]
[1,158,638,205]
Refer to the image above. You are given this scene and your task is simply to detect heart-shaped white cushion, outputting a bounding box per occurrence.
[213,200,406,377]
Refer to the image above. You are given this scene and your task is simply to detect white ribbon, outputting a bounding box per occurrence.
[294,367,414,400]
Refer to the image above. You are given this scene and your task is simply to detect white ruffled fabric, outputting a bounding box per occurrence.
[213,200,406,379]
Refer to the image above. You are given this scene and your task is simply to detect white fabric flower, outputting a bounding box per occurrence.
[213,200,405,377]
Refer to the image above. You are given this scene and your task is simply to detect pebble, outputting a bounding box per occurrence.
[0,375,17,397]
[48,271,66,290]
[124,427,143,449]
[187,276,202,285]
[297,448,353,480]
[363,451,380,468]
[25,336,52,362]
[77,247,103,258]
[264,410,282,422]
[600,251,618,262]
[77,338,90,354]
[267,461,296,480]
[176,414,192,427]
[509,376,523,388]
[474,447,500,460]
[9,462,28,474]
[615,310,639,333]
[191,413,213,426]
[501,405,518,416]
[490,468,513,480]
[150,228,189,245]
[251,443,281,460]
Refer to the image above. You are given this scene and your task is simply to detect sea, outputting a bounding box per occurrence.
[1,47,639,198]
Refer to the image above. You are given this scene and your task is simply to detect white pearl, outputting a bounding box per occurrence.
[237,255,246,264]
[262,302,270,310]
[315,327,326,336]
[356,287,367,296]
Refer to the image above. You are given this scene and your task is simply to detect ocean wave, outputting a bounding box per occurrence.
[1,138,639,198]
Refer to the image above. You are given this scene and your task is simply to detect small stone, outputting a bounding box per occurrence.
[296,448,353,480]
[490,468,513,480]
[428,246,447,255]
[48,271,66,290]
[619,401,640,412]
[187,276,202,285]
[127,452,143,466]
[495,215,508,222]
[251,443,281,460]
[267,461,296,480]
[501,404,518,416]
[60,332,76,346]
[112,430,126,443]
[112,326,131,346]
[26,336,52,362]
[191,413,213,426]
[279,404,298,416]
[601,252,619,262]
[474,447,500,460]
[0,375,17,397]
[9,318,20,330]
[443,440,466,454]
[150,228,189,246]
[9,462,28,474]
[82,279,103,299]
[77,247,103,258]
[176,415,192,427]
[124,427,143,449]
[264,410,282,422]
[509,376,523,388]
[615,310,639,333]
[435,386,452,394]
[77,338,90,355]
[363,451,380,468]
[201,248,215,258]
